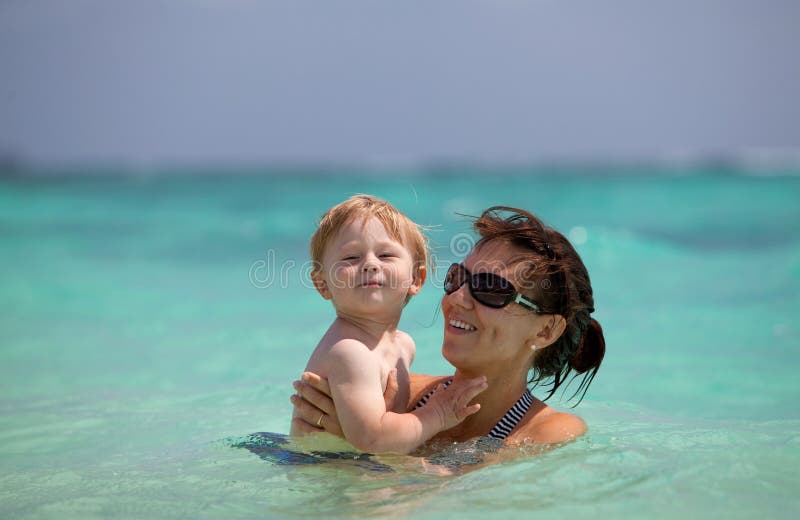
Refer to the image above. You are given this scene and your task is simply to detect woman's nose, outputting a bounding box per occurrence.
[444,281,473,308]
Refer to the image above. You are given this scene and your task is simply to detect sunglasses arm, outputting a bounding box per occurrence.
[514,293,541,313]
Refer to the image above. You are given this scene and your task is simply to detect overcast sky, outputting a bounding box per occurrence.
[1,0,798,165]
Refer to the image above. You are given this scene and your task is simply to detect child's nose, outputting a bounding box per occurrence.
[362,253,380,272]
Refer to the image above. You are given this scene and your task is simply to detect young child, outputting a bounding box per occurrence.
[290,194,487,454]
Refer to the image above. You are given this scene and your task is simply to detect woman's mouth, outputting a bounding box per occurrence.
[448,319,477,332]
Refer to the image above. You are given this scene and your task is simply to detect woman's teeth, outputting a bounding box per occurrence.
[449,319,476,331]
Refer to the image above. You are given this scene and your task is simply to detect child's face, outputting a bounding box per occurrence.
[314,217,423,317]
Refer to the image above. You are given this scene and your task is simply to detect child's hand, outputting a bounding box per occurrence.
[382,368,399,411]
[424,376,488,431]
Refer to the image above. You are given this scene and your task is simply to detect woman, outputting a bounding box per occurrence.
[291,206,605,448]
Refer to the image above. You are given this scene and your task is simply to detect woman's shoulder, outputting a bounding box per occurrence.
[507,403,587,446]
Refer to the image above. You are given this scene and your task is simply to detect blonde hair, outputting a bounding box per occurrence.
[310,195,429,277]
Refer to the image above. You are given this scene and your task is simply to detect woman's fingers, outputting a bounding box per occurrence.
[291,372,345,438]
[289,393,325,426]
[301,371,332,396]
[293,379,336,417]
[319,414,344,438]
[290,415,324,436]
[289,393,345,438]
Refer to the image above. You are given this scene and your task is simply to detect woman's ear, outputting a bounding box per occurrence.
[533,314,567,349]
[407,265,427,296]
[311,270,332,300]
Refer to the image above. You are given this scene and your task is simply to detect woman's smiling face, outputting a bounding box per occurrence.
[441,240,555,377]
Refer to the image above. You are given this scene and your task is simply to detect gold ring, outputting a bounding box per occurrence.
[316,413,324,427]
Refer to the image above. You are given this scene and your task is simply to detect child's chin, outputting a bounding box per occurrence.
[358,294,405,308]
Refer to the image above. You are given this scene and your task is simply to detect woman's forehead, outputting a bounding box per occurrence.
[464,241,526,273]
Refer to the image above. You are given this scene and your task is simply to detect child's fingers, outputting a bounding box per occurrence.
[382,368,398,410]
[460,403,481,419]
[455,377,488,406]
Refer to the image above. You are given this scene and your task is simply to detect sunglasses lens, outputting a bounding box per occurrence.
[444,264,466,294]
[472,273,514,307]
[444,264,525,310]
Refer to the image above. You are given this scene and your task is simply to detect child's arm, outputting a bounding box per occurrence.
[327,340,487,454]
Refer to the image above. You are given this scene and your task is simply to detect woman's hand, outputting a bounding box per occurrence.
[290,369,399,437]
[290,372,342,437]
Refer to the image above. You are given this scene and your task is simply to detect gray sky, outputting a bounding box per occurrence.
[1,0,798,165]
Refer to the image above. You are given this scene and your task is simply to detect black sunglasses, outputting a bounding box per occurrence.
[443,263,543,312]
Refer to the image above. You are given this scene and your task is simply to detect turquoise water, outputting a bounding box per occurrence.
[1,168,799,518]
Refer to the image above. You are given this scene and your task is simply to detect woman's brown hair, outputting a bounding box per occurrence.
[473,206,605,405]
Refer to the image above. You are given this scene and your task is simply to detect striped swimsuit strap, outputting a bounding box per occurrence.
[413,379,534,440]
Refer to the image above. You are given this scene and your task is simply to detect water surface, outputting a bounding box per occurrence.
[1,167,799,518]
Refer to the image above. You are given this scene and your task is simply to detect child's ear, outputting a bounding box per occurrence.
[311,270,332,300]
[407,265,427,296]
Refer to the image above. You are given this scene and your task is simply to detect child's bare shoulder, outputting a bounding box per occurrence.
[333,337,388,367]
[307,336,372,374]
[327,337,371,355]
[395,329,416,358]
